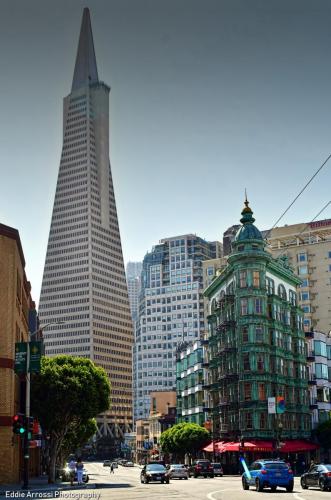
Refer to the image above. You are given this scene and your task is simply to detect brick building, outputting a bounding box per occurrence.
[0,223,37,483]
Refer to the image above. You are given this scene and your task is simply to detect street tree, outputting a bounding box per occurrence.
[31,355,110,482]
[59,417,98,466]
[160,422,210,461]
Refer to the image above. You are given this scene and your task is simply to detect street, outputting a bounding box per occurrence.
[80,462,331,500]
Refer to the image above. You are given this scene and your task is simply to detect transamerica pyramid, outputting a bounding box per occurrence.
[39,8,133,444]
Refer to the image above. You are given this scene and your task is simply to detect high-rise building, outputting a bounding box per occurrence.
[266,219,331,335]
[126,262,143,280]
[133,234,221,420]
[39,9,133,442]
[126,262,142,323]
[204,200,311,447]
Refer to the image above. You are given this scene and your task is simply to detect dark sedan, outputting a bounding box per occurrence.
[140,463,170,484]
[301,464,331,491]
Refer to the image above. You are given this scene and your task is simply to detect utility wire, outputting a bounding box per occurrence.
[264,153,331,240]
[266,200,331,255]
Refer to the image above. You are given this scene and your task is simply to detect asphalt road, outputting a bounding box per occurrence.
[81,462,330,500]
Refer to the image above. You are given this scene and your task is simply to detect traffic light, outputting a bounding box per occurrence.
[27,416,34,438]
[12,414,26,435]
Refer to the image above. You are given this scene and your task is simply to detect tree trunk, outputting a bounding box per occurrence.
[48,438,59,483]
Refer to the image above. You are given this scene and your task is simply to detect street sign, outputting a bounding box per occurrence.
[14,343,27,374]
[268,397,276,414]
[29,341,42,373]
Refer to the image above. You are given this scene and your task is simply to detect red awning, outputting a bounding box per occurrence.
[280,440,319,452]
[219,441,257,452]
[248,440,274,451]
[203,441,224,452]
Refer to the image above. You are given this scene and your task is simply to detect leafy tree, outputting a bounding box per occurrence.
[31,355,110,482]
[160,423,210,461]
[59,418,98,466]
[315,420,331,450]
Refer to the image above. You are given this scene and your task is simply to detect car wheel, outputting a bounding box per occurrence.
[300,478,308,489]
[271,486,276,492]
[161,480,164,484]
[242,478,249,490]
[210,475,214,478]
[185,476,188,480]
[256,479,264,492]
[194,474,198,478]
[286,481,294,493]
[319,478,327,491]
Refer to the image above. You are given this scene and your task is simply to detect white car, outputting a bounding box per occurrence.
[125,461,134,467]
[168,464,189,480]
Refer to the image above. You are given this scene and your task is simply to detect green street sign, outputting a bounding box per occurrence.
[14,343,27,374]
[29,341,42,373]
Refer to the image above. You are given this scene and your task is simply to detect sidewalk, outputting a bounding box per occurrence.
[0,476,95,497]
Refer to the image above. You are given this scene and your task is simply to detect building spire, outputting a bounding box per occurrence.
[71,8,99,92]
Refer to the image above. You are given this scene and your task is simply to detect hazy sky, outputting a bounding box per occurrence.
[1,0,330,303]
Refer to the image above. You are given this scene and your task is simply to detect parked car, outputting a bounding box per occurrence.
[189,459,214,478]
[103,460,111,467]
[242,460,293,492]
[61,465,89,483]
[140,463,170,484]
[125,461,134,467]
[211,463,223,477]
[167,464,189,480]
[301,464,331,491]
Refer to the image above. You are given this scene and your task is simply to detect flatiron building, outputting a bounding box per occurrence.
[39,8,133,440]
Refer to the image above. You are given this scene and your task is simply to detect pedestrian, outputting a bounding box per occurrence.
[68,456,76,486]
[76,458,84,485]
[110,462,114,474]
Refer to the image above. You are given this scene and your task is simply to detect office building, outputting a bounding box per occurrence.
[266,219,331,335]
[38,9,133,443]
[133,234,221,420]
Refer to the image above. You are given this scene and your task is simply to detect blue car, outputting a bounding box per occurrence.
[242,460,294,492]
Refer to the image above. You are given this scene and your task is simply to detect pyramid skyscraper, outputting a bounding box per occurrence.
[39,8,133,442]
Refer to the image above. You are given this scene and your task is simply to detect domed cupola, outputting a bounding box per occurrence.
[232,196,264,252]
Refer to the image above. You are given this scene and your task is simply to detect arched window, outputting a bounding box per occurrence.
[278,284,287,300]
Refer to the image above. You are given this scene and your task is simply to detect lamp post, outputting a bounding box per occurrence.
[23,321,64,490]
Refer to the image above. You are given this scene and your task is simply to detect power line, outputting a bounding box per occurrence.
[264,153,331,239]
[266,200,331,255]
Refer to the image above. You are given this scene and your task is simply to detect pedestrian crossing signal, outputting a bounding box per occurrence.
[12,414,26,435]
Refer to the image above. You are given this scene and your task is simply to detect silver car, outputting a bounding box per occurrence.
[168,464,189,480]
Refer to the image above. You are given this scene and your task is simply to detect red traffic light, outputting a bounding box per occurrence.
[13,414,19,422]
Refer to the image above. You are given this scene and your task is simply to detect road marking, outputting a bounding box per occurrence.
[207,488,233,500]
[293,493,307,500]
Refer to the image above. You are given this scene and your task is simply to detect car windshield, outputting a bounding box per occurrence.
[264,463,289,470]
[322,465,331,471]
[212,464,222,468]
[147,464,166,472]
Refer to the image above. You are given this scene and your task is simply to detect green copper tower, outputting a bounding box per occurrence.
[204,199,310,446]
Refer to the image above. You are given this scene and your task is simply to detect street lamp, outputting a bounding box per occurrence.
[23,321,65,490]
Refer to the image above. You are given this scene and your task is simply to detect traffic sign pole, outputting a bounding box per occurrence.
[22,340,30,490]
